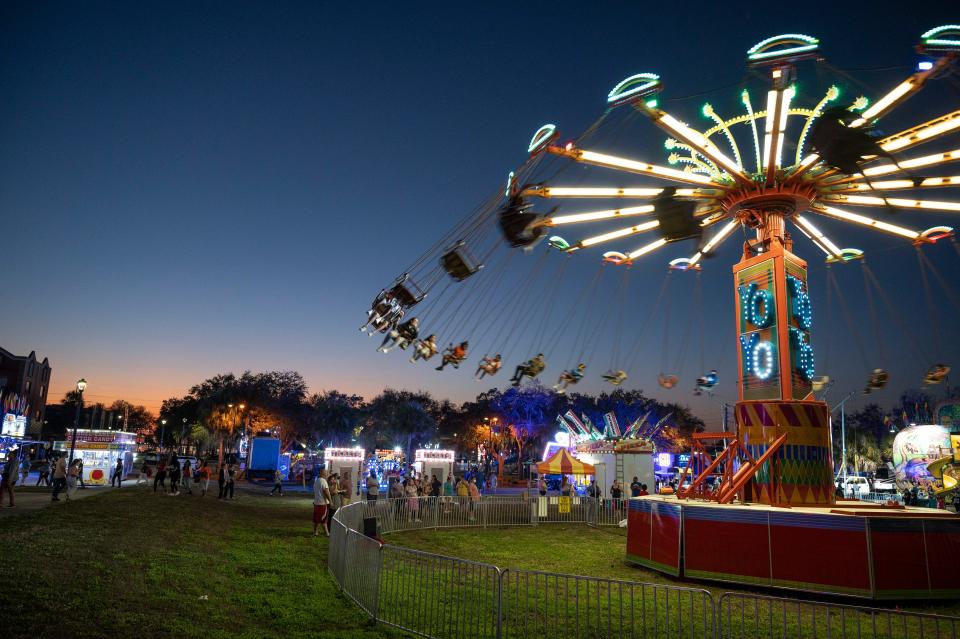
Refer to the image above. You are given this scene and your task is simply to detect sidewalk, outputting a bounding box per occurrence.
[0,480,137,517]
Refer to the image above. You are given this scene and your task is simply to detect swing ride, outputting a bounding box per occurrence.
[360,25,960,599]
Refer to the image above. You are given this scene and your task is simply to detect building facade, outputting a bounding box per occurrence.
[0,347,52,437]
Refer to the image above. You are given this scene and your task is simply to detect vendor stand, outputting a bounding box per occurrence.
[413,448,454,486]
[323,447,365,498]
[53,430,136,484]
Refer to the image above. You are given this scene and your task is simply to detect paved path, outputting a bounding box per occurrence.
[0,480,138,516]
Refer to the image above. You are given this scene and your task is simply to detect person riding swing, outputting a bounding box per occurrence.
[378,317,419,353]
[436,341,469,371]
[554,363,586,393]
[603,370,628,386]
[509,353,545,386]
[410,334,439,363]
[475,354,502,379]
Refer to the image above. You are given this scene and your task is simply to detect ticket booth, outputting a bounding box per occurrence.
[54,430,137,484]
[414,448,455,486]
[323,447,365,499]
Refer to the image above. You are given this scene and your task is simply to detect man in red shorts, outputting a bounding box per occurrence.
[313,468,332,537]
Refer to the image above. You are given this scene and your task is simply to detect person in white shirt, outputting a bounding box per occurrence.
[313,469,332,537]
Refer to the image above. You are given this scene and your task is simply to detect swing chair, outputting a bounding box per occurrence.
[361,288,404,335]
[657,374,678,389]
[475,354,502,379]
[554,363,586,394]
[499,196,546,248]
[694,370,719,395]
[389,274,426,308]
[378,317,420,353]
[864,368,889,394]
[809,105,896,176]
[436,341,469,371]
[440,241,482,281]
[654,187,701,243]
[811,376,831,392]
[410,334,439,363]
[601,370,627,385]
[924,364,951,385]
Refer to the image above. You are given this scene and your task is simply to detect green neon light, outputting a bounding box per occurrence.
[505,171,514,198]
[921,25,960,44]
[607,73,661,105]
[747,33,820,61]
[528,124,557,154]
[548,236,571,251]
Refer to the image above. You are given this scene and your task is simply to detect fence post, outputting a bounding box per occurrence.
[371,543,382,623]
[496,568,506,639]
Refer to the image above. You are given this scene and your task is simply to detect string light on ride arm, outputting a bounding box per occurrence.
[546,145,718,186]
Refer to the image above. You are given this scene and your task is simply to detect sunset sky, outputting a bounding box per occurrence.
[4,2,959,426]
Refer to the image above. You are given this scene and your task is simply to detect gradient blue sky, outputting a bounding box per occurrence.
[3,2,959,426]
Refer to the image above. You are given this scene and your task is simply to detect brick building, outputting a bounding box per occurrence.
[0,346,52,437]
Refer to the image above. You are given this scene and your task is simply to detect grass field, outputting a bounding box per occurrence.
[3,488,957,639]
[0,487,405,639]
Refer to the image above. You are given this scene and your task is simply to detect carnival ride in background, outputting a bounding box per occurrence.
[361,25,960,599]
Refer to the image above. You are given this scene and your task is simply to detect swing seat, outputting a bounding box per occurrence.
[389,275,426,308]
[809,107,892,175]
[654,188,701,243]
[604,370,628,385]
[811,375,831,391]
[499,196,546,248]
[924,364,950,385]
[864,368,889,393]
[658,374,678,389]
[696,370,718,390]
[441,241,482,281]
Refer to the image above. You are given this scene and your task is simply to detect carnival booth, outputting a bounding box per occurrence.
[537,448,595,492]
[414,448,454,486]
[54,430,136,484]
[323,447,365,499]
[536,448,595,519]
[575,439,655,498]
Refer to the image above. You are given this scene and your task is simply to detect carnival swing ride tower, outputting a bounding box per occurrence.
[370,28,960,598]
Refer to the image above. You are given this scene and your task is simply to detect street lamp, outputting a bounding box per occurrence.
[159,418,167,453]
[68,378,87,467]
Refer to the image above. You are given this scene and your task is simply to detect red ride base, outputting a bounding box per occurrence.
[626,496,960,599]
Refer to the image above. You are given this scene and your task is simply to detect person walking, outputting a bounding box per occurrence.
[168,456,181,496]
[19,455,31,487]
[66,459,81,500]
[198,460,211,496]
[1,451,19,507]
[313,469,331,537]
[111,458,124,488]
[270,469,284,496]
[404,478,420,522]
[537,476,547,497]
[365,472,379,502]
[51,456,67,501]
[468,476,481,521]
[327,473,341,526]
[77,459,86,489]
[181,459,194,495]
[36,459,51,487]
[225,463,236,500]
[154,456,167,493]
[135,461,149,486]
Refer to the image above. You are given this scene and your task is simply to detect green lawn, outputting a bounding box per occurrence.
[0,488,406,639]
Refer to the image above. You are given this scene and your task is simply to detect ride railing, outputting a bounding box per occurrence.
[859,492,905,505]
[717,592,960,639]
[328,497,960,639]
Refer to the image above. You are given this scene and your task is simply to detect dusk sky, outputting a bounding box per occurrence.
[4,2,959,426]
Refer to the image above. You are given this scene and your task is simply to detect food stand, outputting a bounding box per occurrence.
[54,430,136,485]
[413,448,454,486]
[323,447,365,499]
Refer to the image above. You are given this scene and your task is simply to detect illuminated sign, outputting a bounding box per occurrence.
[1,414,26,437]
[414,449,455,463]
[325,447,364,461]
[737,259,780,399]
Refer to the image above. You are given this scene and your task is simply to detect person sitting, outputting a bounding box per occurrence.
[924,363,951,385]
[436,341,468,371]
[360,290,399,334]
[378,317,419,353]
[657,373,677,388]
[603,370,628,386]
[554,363,586,393]
[410,334,439,363]
[509,353,546,386]
[694,370,718,395]
[475,354,502,379]
[864,368,889,394]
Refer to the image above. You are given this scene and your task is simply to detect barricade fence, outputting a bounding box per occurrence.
[328,497,960,639]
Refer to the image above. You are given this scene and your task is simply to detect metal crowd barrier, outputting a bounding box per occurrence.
[329,497,960,639]
[717,592,960,639]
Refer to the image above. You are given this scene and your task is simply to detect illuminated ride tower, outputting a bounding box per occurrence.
[502,29,960,598]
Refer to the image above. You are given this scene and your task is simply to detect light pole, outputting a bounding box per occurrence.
[68,378,87,467]
[831,391,856,488]
[159,419,167,454]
